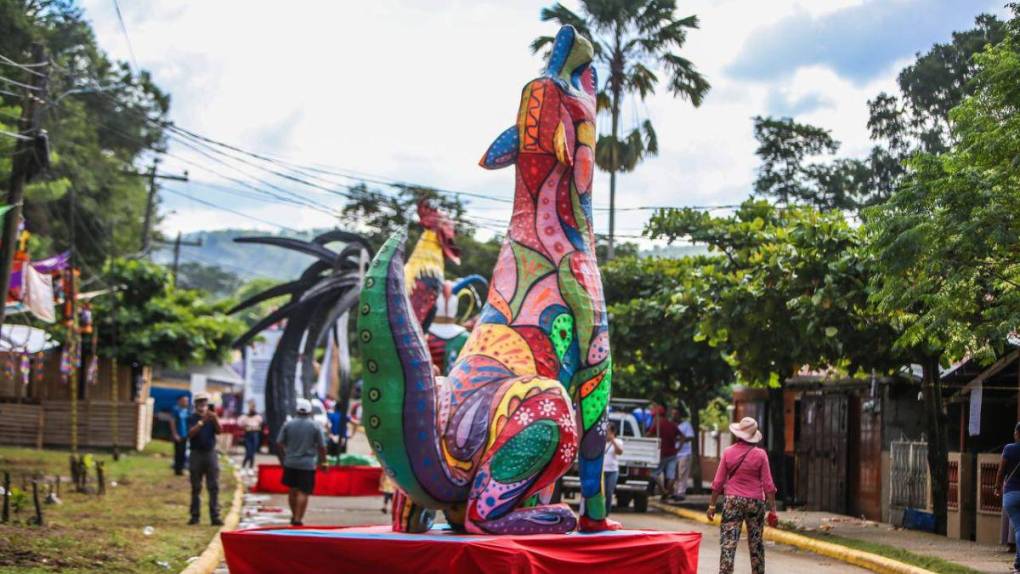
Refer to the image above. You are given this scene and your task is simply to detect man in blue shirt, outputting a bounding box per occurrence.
[326,402,347,456]
[187,392,222,526]
[169,395,190,476]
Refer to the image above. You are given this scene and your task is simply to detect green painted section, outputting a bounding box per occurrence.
[585,492,606,520]
[557,256,594,362]
[489,419,559,483]
[550,314,574,360]
[356,231,440,507]
[581,371,611,431]
[508,241,555,316]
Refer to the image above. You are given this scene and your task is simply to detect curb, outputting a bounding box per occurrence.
[179,458,244,574]
[650,501,935,574]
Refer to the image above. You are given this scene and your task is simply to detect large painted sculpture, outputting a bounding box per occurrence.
[358,25,616,535]
[230,230,373,443]
[426,275,487,375]
[404,201,461,331]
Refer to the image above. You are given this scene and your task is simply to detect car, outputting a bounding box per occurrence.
[556,404,661,512]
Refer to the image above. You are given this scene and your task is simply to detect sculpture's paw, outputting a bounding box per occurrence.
[578,516,623,532]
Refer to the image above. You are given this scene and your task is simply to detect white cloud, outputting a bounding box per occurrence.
[79,0,999,248]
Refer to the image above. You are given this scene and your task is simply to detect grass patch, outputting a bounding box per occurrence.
[0,441,236,573]
[796,530,983,574]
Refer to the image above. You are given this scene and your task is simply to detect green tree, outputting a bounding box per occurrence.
[864,7,1020,534]
[1,0,170,272]
[863,11,1008,202]
[646,201,901,498]
[340,182,500,281]
[533,0,710,258]
[92,258,244,368]
[752,116,873,210]
[604,254,733,491]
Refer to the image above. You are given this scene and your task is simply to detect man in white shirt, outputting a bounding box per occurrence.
[604,423,624,516]
[673,408,696,500]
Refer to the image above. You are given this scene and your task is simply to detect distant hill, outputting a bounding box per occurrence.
[152,228,333,282]
[639,243,711,259]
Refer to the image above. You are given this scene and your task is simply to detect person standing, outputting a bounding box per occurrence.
[237,400,263,470]
[169,395,190,476]
[326,402,347,457]
[604,423,624,516]
[187,392,222,526]
[673,407,695,501]
[277,398,327,526]
[707,417,777,574]
[651,402,679,501]
[994,422,1020,574]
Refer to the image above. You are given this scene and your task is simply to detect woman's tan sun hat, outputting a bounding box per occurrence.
[730,417,763,444]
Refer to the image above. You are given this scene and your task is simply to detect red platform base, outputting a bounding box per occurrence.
[222,524,701,574]
[254,464,382,496]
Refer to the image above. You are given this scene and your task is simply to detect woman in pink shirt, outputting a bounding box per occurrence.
[707,417,777,574]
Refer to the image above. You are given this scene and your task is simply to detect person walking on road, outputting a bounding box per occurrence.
[707,417,777,574]
[673,406,695,501]
[604,423,624,516]
[995,421,1020,574]
[187,392,222,526]
[651,402,679,500]
[277,398,327,526]
[237,400,263,470]
[169,395,190,476]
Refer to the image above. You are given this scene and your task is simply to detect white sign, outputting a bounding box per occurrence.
[968,381,983,437]
[243,329,282,413]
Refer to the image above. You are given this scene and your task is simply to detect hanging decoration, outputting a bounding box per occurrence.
[19,352,30,386]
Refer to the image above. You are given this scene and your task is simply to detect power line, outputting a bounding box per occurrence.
[0,53,48,76]
[162,186,301,233]
[111,0,140,72]
[0,74,43,91]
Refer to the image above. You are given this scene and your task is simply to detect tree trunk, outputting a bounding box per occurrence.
[922,354,949,535]
[690,397,703,494]
[607,29,623,261]
[767,384,788,505]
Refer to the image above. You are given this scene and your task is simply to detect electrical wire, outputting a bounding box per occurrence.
[162,186,301,233]
[111,0,140,72]
[0,74,43,91]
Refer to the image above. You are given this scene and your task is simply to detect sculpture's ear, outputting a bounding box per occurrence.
[479,126,519,170]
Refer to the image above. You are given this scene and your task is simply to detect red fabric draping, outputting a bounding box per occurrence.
[255,464,382,496]
[222,525,701,574]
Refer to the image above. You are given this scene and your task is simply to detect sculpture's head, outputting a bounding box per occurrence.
[417,200,461,265]
[545,25,597,99]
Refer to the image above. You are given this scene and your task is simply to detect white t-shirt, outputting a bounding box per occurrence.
[604,438,623,472]
[677,421,695,457]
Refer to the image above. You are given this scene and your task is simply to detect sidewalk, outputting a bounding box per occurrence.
[661,494,1013,573]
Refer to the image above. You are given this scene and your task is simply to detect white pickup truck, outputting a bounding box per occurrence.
[556,410,660,512]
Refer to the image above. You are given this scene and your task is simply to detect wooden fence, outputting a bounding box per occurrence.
[0,399,153,451]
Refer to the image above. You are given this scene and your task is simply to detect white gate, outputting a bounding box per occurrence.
[890,440,931,510]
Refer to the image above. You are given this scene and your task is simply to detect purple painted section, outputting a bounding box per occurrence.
[385,246,466,503]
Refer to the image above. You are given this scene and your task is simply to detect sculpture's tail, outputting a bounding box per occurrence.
[357,231,464,508]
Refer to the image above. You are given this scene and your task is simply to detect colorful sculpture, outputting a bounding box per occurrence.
[404,201,461,331]
[358,25,616,535]
[426,275,487,375]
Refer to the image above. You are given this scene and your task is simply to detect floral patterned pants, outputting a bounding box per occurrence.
[719,496,766,574]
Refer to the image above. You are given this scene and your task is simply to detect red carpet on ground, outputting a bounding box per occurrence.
[222,524,701,574]
[254,464,382,496]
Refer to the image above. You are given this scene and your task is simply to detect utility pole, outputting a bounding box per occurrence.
[0,44,49,329]
[137,158,188,252]
[169,231,203,282]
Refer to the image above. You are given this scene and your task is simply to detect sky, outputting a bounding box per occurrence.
[79,0,1009,245]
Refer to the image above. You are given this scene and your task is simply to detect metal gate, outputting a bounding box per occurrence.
[890,440,930,510]
[795,393,849,514]
[854,401,883,520]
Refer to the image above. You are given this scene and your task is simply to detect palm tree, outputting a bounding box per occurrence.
[532,0,710,258]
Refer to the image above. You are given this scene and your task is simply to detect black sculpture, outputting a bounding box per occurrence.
[229,230,373,444]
